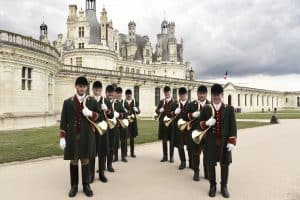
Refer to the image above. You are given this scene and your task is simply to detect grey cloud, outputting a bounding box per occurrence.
[1,0,300,79]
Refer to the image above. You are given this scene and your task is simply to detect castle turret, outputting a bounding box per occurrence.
[39,21,50,44]
[127,21,137,60]
[167,22,177,62]
[100,7,108,45]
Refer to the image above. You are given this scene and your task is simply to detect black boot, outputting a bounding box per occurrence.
[178,148,186,170]
[221,165,230,198]
[107,151,115,172]
[203,148,209,180]
[130,137,136,158]
[89,158,95,184]
[121,140,128,162]
[68,164,78,198]
[193,155,200,181]
[208,166,217,197]
[82,164,93,197]
[169,141,174,163]
[204,162,209,180]
[160,141,168,162]
[188,150,194,169]
[99,156,108,183]
[113,149,119,162]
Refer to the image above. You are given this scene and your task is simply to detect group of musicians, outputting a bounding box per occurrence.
[58,76,237,198]
[155,84,237,198]
[59,76,140,197]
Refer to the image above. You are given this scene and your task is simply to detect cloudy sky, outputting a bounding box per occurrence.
[1,0,300,91]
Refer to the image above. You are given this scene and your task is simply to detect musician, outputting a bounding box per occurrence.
[104,85,117,172]
[59,76,99,197]
[124,89,140,158]
[155,86,176,163]
[113,87,129,162]
[199,84,237,198]
[188,85,210,181]
[89,81,109,183]
[171,87,190,170]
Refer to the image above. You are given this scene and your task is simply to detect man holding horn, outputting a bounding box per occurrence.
[188,85,210,181]
[199,84,237,198]
[155,86,176,163]
[89,81,109,183]
[59,76,99,197]
[124,89,140,158]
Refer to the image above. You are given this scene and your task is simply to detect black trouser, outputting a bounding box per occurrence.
[129,136,135,155]
[120,128,128,159]
[193,143,208,178]
[162,139,174,160]
[208,164,229,187]
[70,159,90,187]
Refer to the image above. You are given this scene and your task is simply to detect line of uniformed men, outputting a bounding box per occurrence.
[59,76,140,198]
[155,84,237,198]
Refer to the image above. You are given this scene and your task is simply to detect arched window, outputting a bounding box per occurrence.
[155,87,160,106]
[237,94,240,107]
[119,66,124,72]
[228,95,232,106]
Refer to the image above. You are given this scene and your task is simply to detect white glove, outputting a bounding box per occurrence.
[101,104,108,111]
[114,111,120,119]
[133,107,139,112]
[159,107,164,113]
[59,138,66,150]
[205,117,216,127]
[175,108,181,115]
[192,111,200,118]
[82,107,93,117]
[227,143,235,152]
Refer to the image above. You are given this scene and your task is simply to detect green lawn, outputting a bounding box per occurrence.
[236,111,300,119]
[0,120,269,164]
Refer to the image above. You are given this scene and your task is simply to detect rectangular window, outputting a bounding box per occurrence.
[245,95,247,106]
[134,86,140,103]
[115,43,118,51]
[238,94,240,107]
[188,90,191,101]
[21,67,33,90]
[76,57,82,67]
[70,58,73,65]
[79,27,84,37]
[155,87,160,106]
[79,43,84,49]
[172,89,177,101]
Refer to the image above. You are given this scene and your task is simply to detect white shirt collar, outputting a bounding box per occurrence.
[76,94,86,103]
[126,99,132,104]
[180,100,187,105]
[165,97,172,102]
[199,100,207,107]
[95,96,101,102]
[213,102,222,111]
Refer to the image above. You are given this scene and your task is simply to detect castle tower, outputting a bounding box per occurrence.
[167,22,177,62]
[128,21,136,43]
[39,21,50,44]
[86,0,96,10]
[85,0,101,45]
[127,21,137,60]
[100,7,108,45]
